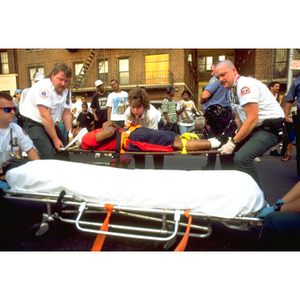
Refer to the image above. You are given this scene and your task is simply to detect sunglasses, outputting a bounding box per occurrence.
[0,107,17,113]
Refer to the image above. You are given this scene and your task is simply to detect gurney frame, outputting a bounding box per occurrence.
[3,189,265,250]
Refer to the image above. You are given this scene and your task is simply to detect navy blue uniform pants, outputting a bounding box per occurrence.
[23,118,70,161]
[265,212,300,250]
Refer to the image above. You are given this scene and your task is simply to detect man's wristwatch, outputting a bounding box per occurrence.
[231,138,238,146]
[274,202,284,212]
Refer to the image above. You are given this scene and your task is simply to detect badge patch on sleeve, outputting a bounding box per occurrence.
[39,89,49,99]
[209,77,217,85]
[241,86,250,96]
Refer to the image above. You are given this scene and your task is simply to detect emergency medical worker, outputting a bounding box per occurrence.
[0,92,39,191]
[284,74,300,176]
[19,72,45,127]
[200,60,233,170]
[214,60,286,186]
[20,63,73,160]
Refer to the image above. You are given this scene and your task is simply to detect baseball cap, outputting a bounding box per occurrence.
[14,89,22,96]
[95,80,103,87]
[166,86,174,93]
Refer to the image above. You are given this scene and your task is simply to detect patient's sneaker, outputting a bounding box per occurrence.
[256,199,285,218]
[208,137,221,149]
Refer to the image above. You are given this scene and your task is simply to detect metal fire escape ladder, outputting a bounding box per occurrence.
[73,49,96,90]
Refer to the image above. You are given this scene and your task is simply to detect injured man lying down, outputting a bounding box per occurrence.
[72,121,222,153]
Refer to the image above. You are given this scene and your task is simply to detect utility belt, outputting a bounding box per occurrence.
[257,117,288,140]
[24,117,61,129]
[204,104,232,124]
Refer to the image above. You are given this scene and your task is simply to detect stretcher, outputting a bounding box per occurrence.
[3,160,266,250]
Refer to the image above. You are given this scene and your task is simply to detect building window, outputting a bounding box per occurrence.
[275,49,300,79]
[118,58,129,85]
[29,67,44,86]
[74,63,84,86]
[0,51,9,74]
[218,55,226,62]
[98,60,108,84]
[198,55,227,72]
[145,54,169,85]
[198,56,212,72]
[274,49,287,79]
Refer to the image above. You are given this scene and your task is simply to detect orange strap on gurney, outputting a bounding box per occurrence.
[174,210,192,251]
[91,204,114,251]
[120,123,142,154]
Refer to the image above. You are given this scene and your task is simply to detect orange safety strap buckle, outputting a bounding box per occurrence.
[174,210,192,252]
[120,123,142,154]
[91,204,114,251]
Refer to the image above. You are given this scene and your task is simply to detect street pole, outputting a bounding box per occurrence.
[286,49,294,94]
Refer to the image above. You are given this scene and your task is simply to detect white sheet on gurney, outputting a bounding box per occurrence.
[6,160,265,218]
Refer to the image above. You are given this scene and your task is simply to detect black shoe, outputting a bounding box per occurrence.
[269,149,282,156]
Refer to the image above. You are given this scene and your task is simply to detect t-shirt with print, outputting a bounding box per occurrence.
[176,100,195,126]
[106,91,128,121]
[91,91,109,121]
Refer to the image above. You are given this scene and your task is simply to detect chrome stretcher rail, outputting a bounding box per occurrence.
[69,148,221,155]
[3,189,264,243]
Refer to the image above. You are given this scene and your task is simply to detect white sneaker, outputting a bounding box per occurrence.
[208,137,221,149]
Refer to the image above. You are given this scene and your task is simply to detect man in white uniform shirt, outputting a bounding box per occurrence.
[214,60,286,186]
[20,63,73,160]
[0,92,39,191]
[18,72,45,128]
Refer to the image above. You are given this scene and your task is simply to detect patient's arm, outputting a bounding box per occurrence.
[102,121,121,130]
[95,126,116,143]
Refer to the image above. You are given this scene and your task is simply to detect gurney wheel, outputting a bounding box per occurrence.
[28,223,50,241]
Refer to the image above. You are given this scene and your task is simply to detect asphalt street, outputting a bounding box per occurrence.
[0,147,299,251]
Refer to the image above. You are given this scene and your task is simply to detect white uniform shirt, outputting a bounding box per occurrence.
[233,76,284,127]
[106,91,128,121]
[0,123,34,169]
[19,87,31,110]
[125,104,161,129]
[20,78,71,124]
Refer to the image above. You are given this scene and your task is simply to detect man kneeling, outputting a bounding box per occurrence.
[72,121,221,152]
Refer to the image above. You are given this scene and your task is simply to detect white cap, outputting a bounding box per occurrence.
[35,72,45,82]
[95,80,103,87]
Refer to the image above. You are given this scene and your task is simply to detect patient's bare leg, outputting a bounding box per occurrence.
[172,136,211,151]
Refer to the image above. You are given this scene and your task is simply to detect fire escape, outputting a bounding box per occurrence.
[72,49,106,91]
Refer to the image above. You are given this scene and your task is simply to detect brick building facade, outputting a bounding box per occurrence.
[197,48,300,109]
[1,48,299,110]
[6,48,199,106]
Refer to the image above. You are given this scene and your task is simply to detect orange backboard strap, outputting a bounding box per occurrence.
[91,204,114,251]
[120,123,142,154]
[174,211,192,251]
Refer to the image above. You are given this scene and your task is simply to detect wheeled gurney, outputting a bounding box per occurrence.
[3,160,266,250]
